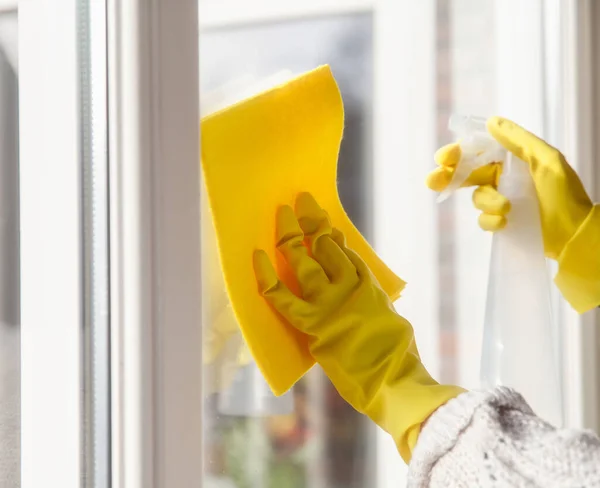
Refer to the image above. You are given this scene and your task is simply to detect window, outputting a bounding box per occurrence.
[15,1,600,487]
[20,1,110,486]
[200,14,377,488]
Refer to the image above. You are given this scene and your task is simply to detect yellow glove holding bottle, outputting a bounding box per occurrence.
[253,193,464,463]
[427,116,600,313]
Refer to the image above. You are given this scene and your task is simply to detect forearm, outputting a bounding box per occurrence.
[407,387,600,487]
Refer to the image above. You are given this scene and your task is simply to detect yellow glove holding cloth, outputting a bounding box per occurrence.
[201,66,405,396]
[253,193,464,462]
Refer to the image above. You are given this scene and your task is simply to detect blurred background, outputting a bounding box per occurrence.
[197,1,530,488]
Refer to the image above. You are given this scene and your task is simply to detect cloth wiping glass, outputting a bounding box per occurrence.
[201,65,405,395]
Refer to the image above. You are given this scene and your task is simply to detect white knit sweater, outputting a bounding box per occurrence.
[408,387,600,487]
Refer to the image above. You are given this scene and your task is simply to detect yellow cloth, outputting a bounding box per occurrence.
[427,116,600,313]
[201,188,251,361]
[253,193,464,462]
[201,66,405,396]
[201,187,251,395]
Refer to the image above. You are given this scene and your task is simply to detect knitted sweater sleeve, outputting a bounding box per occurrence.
[407,387,600,487]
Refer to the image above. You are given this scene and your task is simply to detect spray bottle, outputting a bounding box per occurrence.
[440,115,562,426]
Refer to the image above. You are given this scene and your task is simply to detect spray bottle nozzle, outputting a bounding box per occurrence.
[448,114,487,135]
[437,114,506,203]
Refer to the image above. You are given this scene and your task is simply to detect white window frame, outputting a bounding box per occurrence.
[559,0,600,431]
[20,1,84,486]
[199,0,373,31]
[0,0,16,14]
[107,1,202,487]
[372,2,437,486]
[21,1,203,487]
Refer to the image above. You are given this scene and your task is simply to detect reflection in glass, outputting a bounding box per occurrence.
[200,14,374,488]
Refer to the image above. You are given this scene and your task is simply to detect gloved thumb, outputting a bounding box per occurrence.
[253,249,305,325]
[486,116,561,173]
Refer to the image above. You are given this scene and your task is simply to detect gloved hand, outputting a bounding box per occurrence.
[427,116,600,312]
[253,192,464,463]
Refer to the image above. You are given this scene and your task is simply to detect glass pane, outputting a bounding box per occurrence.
[439,0,497,389]
[200,14,375,488]
[199,1,568,486]
[439,0,564,403]
[0,10,19,487]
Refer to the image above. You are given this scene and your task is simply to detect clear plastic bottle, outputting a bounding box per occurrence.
[445,115,563,426]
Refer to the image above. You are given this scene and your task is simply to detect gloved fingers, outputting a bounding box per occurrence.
[295,192,333,245]
[253,249,284,294]
[253,249,306,322]
[343,248,381,287]
[426,144,461,192]
[426,166,454,192]
[473,183,509,231]
[276,204,329,294]
[427,146,501,192]
[297,209,353,282]
[472,185,511,215]
[466,163,502,188]
[487,116,563,170]
[478,213,507,232]
[313,236,357,283]
[330,228,378,284]
[435,142,462,168]
[329,227,348,250]
[295,193,356,282]
[295,192,331,230]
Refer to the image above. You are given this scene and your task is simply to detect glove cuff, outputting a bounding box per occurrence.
[376,380,465,464]
[555,204,600,313]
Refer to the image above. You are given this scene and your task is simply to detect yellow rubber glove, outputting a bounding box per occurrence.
[253,193,464,463]
[202,66,404,396]
[427,116,600,313]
